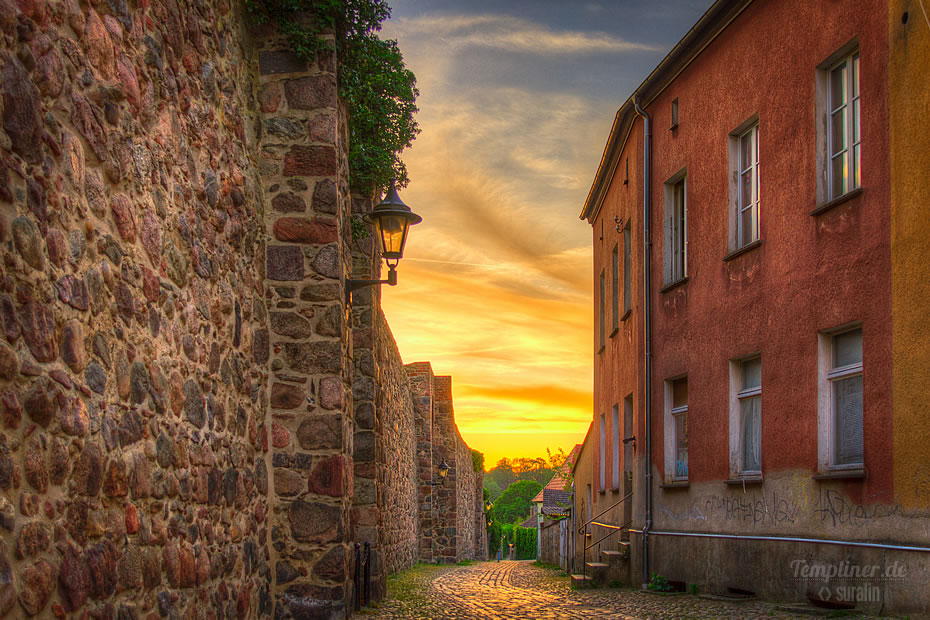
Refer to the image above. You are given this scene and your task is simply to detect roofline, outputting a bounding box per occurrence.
[580,0,755,223]
[571,421,594,475]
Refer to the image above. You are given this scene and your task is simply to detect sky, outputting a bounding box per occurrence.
[378,0,713,469]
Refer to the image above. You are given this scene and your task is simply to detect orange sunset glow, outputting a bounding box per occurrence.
[378,1,710,468]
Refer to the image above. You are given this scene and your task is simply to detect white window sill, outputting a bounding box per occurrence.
[810,187,863,216]
[813,467,866,481]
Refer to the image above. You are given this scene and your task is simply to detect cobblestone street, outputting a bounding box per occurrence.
[364,560,876,619]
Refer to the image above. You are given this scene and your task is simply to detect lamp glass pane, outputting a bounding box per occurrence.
[375,214,410,258]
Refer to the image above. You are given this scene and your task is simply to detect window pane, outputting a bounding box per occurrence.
[612,247,619,328]
[834,374,863,465]
[852,54,859,97]
[741,396,762,472]
[831,110,846,155]
[832,153,848,197]
[831,64,847,110]
[599,272,605,347]
[740,170,753,209]
[612,405,620,488]
[742,358,762,389]
[675,413,688,477]
[623,225,631,313]
[852,98,860,144]
[740,132,752,171]
[672,378,688,408]
[834,329,862,367]
[740,206,757,246]
[854,144,861,189]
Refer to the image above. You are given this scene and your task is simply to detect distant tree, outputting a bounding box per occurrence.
[483,478,502,501]
[485,458,516,491]
[488,480,542,525]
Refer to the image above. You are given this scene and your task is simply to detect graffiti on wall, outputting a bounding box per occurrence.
[659,485,913,531]
[814,489,900,528]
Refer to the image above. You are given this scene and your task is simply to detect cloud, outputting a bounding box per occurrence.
[387,14,660,55]
[459,383,592,411]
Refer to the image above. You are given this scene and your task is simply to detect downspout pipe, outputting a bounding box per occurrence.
[632,95,652,590]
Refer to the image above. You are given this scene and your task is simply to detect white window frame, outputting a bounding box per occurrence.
[663,377,688,481]
[599,412,607,491]
[817,325,864,471]
[611,404,620,490]
[611,245,619,333]
[816,42,860,204]
[728,119,760,250]
[729,356,762,477]
[827,52,861,200]
[663,171,687,285]
[598,270,605,351]
[623,221,631,314]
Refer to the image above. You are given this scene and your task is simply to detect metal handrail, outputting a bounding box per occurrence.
[578,491,632,535]
[580,493,633,584]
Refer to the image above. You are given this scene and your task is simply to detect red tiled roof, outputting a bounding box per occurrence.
[532,444,581,503]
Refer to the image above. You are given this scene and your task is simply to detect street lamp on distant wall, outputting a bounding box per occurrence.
[431,459,450,486]
[347,180,422,304]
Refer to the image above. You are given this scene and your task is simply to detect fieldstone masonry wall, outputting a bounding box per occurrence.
[0,0,271,617]
[255,25,356,620]
[372,310,417,575]
[0,1,484,617]
[406,364,486,565]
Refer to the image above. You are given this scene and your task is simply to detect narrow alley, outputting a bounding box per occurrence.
[365,561,869,619]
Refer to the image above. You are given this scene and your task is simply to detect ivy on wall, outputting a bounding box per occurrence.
[247,0,419,192]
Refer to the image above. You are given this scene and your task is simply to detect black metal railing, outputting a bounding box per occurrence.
[579,491,632,583]
[353,542,372,611]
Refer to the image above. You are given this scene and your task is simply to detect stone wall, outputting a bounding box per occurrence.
[255,26,357,620]
[407,364,486,565]
[0,1,484,616]
[407,361,434,563]
[454,424,484,562]
[0,0,271,616]
[374,310,417,575]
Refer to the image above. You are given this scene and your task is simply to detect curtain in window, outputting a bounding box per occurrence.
[740,396,761,472]
[835,375,863,464]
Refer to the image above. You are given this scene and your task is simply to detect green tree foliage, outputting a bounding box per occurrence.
[471,449,485,473]
[485,458,516,492]
[488,480,542,526]
[487,520,502,557]
[483,478,502,501]
[246,0,419,192]
[514,526,537,560]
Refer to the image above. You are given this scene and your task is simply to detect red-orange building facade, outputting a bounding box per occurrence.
[577,0,928,612]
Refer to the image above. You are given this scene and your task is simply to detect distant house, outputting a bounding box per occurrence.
[533,445,581,566]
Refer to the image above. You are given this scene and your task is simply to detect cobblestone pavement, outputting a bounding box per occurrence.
[363,560,882,619]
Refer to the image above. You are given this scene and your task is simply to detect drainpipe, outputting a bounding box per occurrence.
[632,95,652,589]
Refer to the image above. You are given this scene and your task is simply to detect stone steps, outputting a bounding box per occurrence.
[571,573,596,589]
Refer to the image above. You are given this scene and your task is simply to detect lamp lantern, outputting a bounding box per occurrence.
[347,179,422,304]
[438,459,450,479]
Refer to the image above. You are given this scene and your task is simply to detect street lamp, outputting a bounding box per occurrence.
[431,459,450,486]
[347,180,422,303]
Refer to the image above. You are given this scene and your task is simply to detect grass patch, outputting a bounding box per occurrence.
[456,559,475,566]
[532,560,561,571]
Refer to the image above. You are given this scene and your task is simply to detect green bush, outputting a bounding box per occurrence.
[514,526,536,560]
